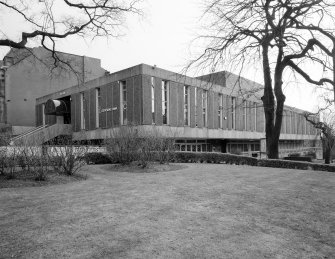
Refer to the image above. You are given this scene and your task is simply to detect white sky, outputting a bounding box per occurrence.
[0,0,327,113]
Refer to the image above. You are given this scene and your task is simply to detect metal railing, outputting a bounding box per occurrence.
[10,125,48,144]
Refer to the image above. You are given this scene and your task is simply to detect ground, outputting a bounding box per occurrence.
[0,163,334,258]
[0,170,86,188]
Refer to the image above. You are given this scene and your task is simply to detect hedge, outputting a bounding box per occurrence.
[172,152,258,166]
[257,159,335,172]
[83,151,335,173]
[84,152,112,164]
[283,156,313,162]
[173,152,335,173]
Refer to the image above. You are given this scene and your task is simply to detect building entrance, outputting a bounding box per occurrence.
[44,97,71,125]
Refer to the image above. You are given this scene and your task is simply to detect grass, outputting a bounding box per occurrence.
[0,170,87,188]
[0,163,334,258]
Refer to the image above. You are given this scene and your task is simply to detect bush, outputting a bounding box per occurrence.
[105,126,141,165]
[47,136,89,176]
[84,152,112,164]
[173,152,258,166]
[288,152,301,157]
[172,151,335,173]
[257,158,335,172]
[304,150,316,159]
[284,156,312,162]
[105,126,176,168]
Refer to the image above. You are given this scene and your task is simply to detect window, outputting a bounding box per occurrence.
[96,88,101,128]
[218,94,223,128]
[202,90,207,127]
[80,93,85,130]
[4,57,13,66]
[162,80,169,124]
[254,102,257,131]
[184,85,190,126]
[120,81,127,125]
[195,89,198,127]
[151,77,155,124]
[243,101,247,130]
[42,104,46,125]
[231,97,236,129]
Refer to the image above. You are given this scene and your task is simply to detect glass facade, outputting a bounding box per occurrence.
[120,81,127,125]
[202,90,207,127]
[151,77,155,124]
[184,85,190,126]
[96,88,101,128]
[162,80,168,125]
[231,97,236,129]
[218,94,223,128]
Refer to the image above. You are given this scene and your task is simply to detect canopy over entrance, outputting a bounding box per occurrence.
[44,99,69,116]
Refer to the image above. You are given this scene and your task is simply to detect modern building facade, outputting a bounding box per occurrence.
[0,47,107,134]
[35,64,321,158]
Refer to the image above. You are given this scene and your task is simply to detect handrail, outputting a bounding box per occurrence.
[11,125,48,142]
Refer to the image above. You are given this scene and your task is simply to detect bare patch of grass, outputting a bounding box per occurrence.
[106,162,187,173]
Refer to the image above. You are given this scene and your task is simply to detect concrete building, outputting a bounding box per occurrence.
[0,47,107,135]
[34,63,321,158]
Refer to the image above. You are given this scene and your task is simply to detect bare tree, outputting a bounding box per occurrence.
[0,0,142,70]
[190,0,335,159]
[304,110,335,164]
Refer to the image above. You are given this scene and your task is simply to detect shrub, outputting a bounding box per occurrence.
[172,152,335,173]
[84,152,112,164]
[257,158,335,172]
[284,156,312,162]
[47,137,88,176]
[34,169,47,181]
[105,125,176,168]
[105,126,141,165]
[304,150,316,159]
[257,159,309,170]
[173,152,258,166]
[288,152,301,157]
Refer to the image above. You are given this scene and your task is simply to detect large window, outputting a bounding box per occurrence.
[231,97,236,129]
[218,94,223,128]
[243,101,247,130]
[151,77,155,124]
[254,103,257,131]
[202,90,207,127]
[120,81,127,125]
[80,92,85,130]
[195,89,198,127]
[96,88,101,128]
[162,80,169,125]
[42,104,46,125]
[184,85,190,126]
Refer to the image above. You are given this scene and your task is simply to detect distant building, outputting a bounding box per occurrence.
[34,63,321,158]
[0,47,107,135]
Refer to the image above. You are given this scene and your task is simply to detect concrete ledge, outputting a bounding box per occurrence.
[72,125,319,141]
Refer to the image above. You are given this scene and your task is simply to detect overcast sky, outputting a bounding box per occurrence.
[0,0,325,112]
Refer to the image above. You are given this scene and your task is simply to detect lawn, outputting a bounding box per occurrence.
[0,163,334,258]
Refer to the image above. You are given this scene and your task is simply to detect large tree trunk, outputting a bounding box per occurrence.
[324,143,331,164]
[261,43,277,159]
